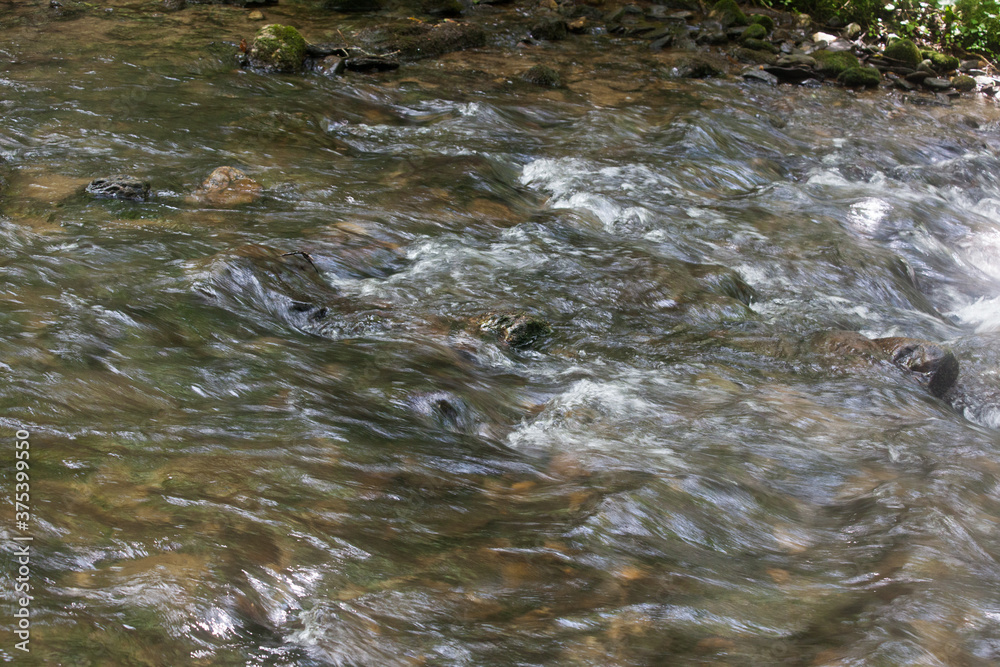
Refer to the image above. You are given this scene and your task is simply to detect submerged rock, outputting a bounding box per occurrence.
[247,24,307,72]
[530,18,569,41]
[520,64,562,87]
[360,20,486,61]
[724,329,959,400]
[193,245,390,340]
[476,312,552,350]
[85,175,150,201]
[188,166,262,207]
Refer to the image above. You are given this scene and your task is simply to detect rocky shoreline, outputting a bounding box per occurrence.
[186,0,1000,99]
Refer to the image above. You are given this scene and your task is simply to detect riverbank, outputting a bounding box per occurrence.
[182,0,1000,100]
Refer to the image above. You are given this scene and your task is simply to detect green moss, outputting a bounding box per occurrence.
[813,49,860,76]
[742,23,768,41]
[926,51,961,72]
[837,66,880,87]
[741,38,778,53]
[709,0,748,26]
[952,74,976,91]
[883,38,921,68]
[248,24,307,72]
[749,14,775,32]
[732,46,778,65]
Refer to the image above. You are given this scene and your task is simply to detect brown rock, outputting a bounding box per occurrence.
[188,167,262,207]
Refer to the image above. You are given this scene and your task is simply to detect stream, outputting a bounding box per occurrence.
[3,1,1000,665]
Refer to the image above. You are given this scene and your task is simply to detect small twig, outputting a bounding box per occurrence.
[281,251,321,274]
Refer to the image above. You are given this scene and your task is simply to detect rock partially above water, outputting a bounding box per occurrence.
[874,337,959,398]
[85,175,150,201]
[188,167,262,207]
[247,24,307,72]
[476,312,552,350]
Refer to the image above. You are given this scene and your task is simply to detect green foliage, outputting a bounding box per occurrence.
[756,0,1000,60]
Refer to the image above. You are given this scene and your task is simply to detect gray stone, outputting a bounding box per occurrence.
[923,76,952,91]
[86,175,150,201]
[742,69,778,85]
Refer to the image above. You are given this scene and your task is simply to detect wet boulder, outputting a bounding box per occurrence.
[475,312,552,350]
[246,24,307,72]
[187,166,262,207]
[85,175,150,201]
[874,337,958,398]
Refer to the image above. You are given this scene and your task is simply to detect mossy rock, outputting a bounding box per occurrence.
[924,51,961,73]
[520,64,562,87]
[742,23,767,41]
[883,38,921,68]
[247,24,307,72]
[741,38,777,54]
[708,0,747,27]
[952,74,976,92]
[732,46,777,66]
[813,49,859,77]
[748,14,774,32]
[837,66,880,88]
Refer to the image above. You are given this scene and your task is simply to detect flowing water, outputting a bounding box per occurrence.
[4,2,1000,665]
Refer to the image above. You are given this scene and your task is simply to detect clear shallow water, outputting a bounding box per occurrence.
[4,2,1000,665]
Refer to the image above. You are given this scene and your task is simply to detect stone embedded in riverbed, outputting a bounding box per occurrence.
[530,18,569,41]
[520,64,562,87]
[247,24,307,72]
[85,175,151,201]
[188,166,262,207]
[359,20,486,61]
